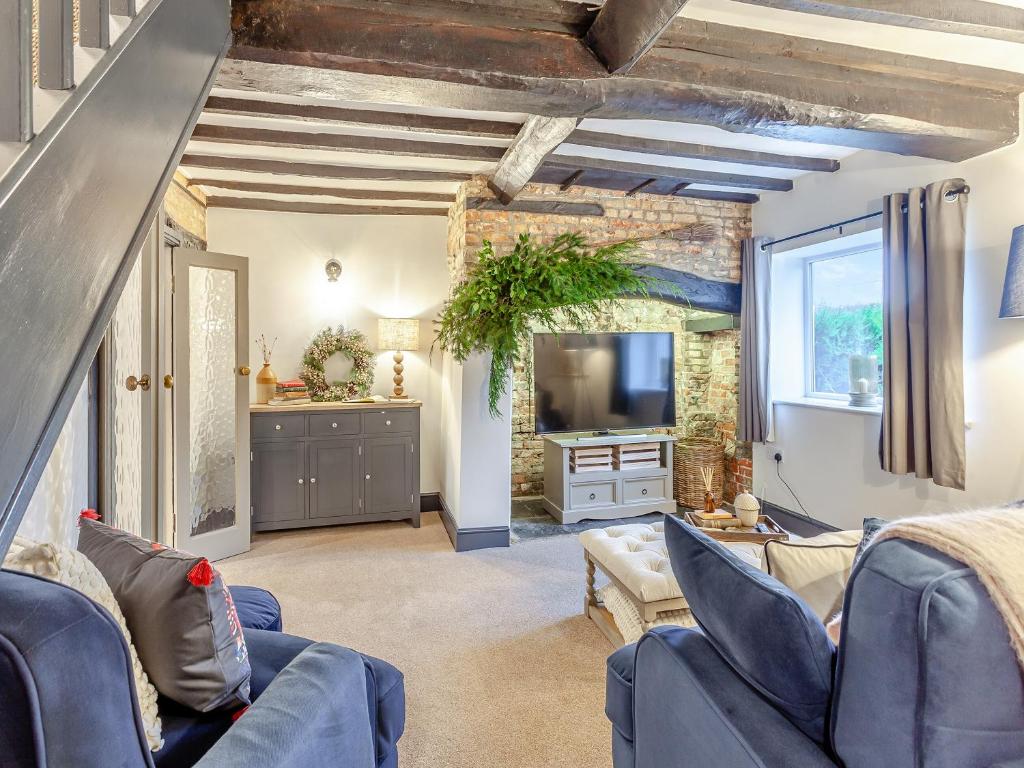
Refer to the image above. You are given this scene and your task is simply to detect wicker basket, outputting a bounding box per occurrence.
[674,438,725,509]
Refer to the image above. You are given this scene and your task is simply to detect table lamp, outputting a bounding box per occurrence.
[378,318,420,398]
[1000,225,1024,319]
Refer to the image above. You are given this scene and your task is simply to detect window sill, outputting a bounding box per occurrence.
[773,397,882,416]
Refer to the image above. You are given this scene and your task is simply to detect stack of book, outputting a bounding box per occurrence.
[268,379,311,406]
[689,509,740,529]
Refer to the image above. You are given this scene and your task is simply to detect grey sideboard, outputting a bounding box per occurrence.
[250,402,421,533]
[542,433,676,524]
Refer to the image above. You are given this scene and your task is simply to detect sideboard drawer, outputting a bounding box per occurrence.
[252,414,305,440]
[570,481,617,508]
[364,410,416,434]
[309,413,361,437]
[623,476,667,503]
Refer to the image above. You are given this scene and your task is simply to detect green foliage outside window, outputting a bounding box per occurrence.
[812,304,883,394]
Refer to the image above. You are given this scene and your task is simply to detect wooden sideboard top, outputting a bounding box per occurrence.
[250,400,423,413]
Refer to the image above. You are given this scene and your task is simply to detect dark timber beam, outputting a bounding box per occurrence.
[203,96,521,138]
[206,197,448,216]
[466,197,605,217]
[546,155,792,191]
[179,154,472,182]
[489,116,578,203]
[222,0,1021,161]
[0,0,32,141]
[585,0,691,74]
[190,123,507,162]
[631,265,742,315]
[188,178,455,202]
[0,0,229,556]
[532,165,759,203]
[567,130,840,173]
[730,0,1024,44]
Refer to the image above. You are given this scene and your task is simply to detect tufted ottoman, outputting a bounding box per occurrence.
[580,520,762,646]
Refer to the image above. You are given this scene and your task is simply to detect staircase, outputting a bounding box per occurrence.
[0,0,230,555]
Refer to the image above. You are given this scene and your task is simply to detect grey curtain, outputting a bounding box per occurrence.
[880,179,968,490]
[738,237,771,443]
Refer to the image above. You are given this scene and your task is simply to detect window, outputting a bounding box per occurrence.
[804,246,883,399]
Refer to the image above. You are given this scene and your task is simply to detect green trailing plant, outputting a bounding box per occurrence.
[434,232,656,417]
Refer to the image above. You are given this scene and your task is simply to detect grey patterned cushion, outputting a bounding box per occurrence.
[77,518,251,712]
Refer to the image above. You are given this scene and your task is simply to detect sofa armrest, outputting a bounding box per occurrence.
[633,627,836,768]
[195,643,376,768]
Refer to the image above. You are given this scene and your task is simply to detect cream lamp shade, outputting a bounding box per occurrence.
[378,318,420,351]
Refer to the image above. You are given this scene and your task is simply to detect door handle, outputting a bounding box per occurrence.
[310,478,316,484]
[125,374,151,392]
[163,374,174,389]
[239,366,251,376]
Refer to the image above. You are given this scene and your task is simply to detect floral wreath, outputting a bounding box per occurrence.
[301,325,375,401]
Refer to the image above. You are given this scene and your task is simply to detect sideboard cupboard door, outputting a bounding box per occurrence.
[308,438,360,520]
[364,436,414,517]
[252,442,306,525]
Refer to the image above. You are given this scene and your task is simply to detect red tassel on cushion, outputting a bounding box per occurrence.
[231,705,249,722]
[79,509,100,524]
[186,558,215,588]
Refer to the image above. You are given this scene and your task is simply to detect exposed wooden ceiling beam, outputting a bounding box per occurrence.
[206,196,449,216]
[190,123,507,162]
[547,155,792,191]
[466,197,605,217]
[489,116,578,203]
[188,178,455,202]
[222,0,1021,161]
[585,0,691,74]
[567,129,839,173]
[203,96,522,138]
[559,169,585,192]
[532,165,760,204]
[659,18,1024,95]
[179,153,471,182]
[730,0,1024,44]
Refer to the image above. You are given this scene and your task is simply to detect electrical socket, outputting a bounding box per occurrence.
[773,451,783,463]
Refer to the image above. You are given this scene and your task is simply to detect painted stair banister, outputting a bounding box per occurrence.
[0,0,230,558]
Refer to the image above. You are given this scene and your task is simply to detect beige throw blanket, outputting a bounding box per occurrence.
[875,506,1024,667]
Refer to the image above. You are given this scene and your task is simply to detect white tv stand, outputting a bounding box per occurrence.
[541,433,676,524]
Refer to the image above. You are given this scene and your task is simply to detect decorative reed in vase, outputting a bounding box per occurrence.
[255,334,278,404]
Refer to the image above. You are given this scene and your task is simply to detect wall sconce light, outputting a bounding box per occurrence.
[325,258,343,282]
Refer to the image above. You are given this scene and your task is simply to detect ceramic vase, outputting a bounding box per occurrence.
[256,363,277,404]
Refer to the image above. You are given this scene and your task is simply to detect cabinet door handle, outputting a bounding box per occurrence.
[641,488,648,496]
[365,474,371,480]
[310,478,316,484]
[331,422,338,428]
[589,492,596,501]
[385,419,392,426]
[275,424,282,431]
[298,478,304,485]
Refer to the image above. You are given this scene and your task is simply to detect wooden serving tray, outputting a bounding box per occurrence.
[682,511,789,543]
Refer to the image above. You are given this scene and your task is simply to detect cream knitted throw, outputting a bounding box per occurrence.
[875,505,1024,668]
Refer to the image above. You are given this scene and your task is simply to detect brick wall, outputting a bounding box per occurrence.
[165,172,207,243]
[446,177,754,503]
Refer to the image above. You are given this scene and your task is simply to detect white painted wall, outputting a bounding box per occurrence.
[16,381,90,549]
[437,353,512,530]
[206,209,449,494]
[752,138,1024,530]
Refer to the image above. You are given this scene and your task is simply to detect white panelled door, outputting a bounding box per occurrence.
[172,249,251,561]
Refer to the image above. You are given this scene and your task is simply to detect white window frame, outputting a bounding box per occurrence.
[802,243,884,401]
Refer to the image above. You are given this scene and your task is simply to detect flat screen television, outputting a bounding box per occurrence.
[533,332,675,434]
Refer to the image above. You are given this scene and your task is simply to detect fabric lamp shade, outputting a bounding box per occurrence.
[378,318,420,351]
[1001,225,1024,319]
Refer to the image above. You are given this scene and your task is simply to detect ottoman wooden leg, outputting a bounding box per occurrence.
[584,551,598,617]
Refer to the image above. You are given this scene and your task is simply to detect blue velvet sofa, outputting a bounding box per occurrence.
[606,529,1024,768]
[0,569,405,767]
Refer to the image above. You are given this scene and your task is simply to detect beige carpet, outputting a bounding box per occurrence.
[217,512,614,768]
